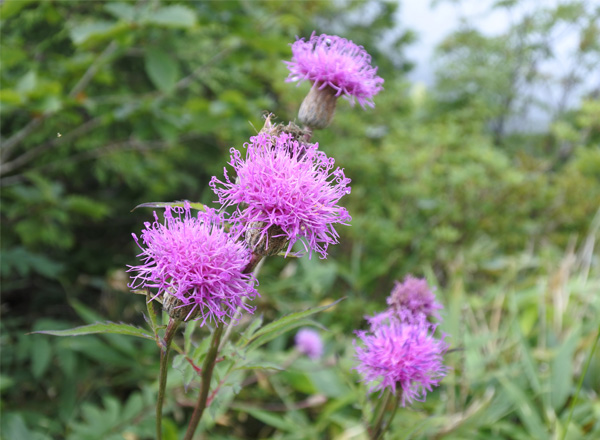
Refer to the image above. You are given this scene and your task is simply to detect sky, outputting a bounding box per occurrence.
[397,0,599,130]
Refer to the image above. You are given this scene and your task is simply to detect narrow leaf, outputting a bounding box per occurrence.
[244,298,343,349]
[33,322,154,340]
[498,375,547,439]
[551,328,580,411]
[131,201,206,212]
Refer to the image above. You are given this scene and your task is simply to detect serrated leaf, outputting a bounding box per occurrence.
[33,322,154,340]
[132,201,206,212]
[243,299,343,352]
[245,318,318,353]
[145,5,196,28]
[144,48,179,93]
[233,360,283,372]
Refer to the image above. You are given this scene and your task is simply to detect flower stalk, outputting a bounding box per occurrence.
[183,323,225,440]
[156,318,181,440]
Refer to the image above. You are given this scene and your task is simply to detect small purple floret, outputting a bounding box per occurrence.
[386,276,443,323]
[295,328,324,360]
[210,132,352,259]
[127,203,258,325]
[285,32,384,108]
[354,315,448,406]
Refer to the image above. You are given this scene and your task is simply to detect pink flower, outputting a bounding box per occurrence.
[210,132,351,259]
[354,315,448,406]
[128,203,258,324]
[285,32,384,109]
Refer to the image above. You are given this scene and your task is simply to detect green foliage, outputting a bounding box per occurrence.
[2,0,599,438]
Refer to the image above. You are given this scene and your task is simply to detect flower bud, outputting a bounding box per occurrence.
[298,86,338,130]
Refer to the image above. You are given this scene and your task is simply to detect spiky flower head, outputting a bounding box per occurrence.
[285,32,384,109]
[295,328,324,360]
[128,203,258,324]
[386,276,443,323]
[354,314,448,406]
[210,132,351,259]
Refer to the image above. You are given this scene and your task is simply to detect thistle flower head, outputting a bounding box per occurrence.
[295,328,324,360]
[285,32,384,109]
[354,314,448,406]
[127,203,258,324]
[210,132,352,259]
[386,276,443,323]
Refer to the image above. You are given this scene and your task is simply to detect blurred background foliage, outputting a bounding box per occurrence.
[1,0,599,439]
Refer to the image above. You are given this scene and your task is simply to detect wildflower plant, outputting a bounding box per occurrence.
[36,30,396,440]
[354,277,449,439]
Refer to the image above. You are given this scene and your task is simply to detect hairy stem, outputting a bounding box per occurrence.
[156,318,181,440]
[370,389,392,440]
[183,323,225,440]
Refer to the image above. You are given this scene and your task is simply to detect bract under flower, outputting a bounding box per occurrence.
[127,203,258,324]
[210,132,351,259]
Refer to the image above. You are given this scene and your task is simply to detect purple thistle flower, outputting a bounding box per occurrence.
[354,315,448,406]
[128,203,258,324]
[295,328,324,360]
[210,132,352,259]
[386,276,443,324]
[285,32,384,109]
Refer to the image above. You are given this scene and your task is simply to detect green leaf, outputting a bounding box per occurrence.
[16,71,37,95]
[144,48,179,93]
[33,322,154,340]
[31,337,52,379]
[132,201,206,212]
[233,360,283,372]
[145,291,159,334]
[242,299,342,352]
[0,0,36,19]
[551,328,580,411]
[145,5,197,28]
[70,20,116,45]
[233,407,296,432]
[104,2,136,22]
[498,375,547,438]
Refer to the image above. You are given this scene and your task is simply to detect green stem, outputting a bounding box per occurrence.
[156,318,181,440]
[561,321,600,440]
[370,389,392,440]
[183,323,225,440]
[380,392,401,440]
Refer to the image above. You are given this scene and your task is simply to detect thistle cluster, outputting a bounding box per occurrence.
[128,31,381,324]
[354,276,449,406]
